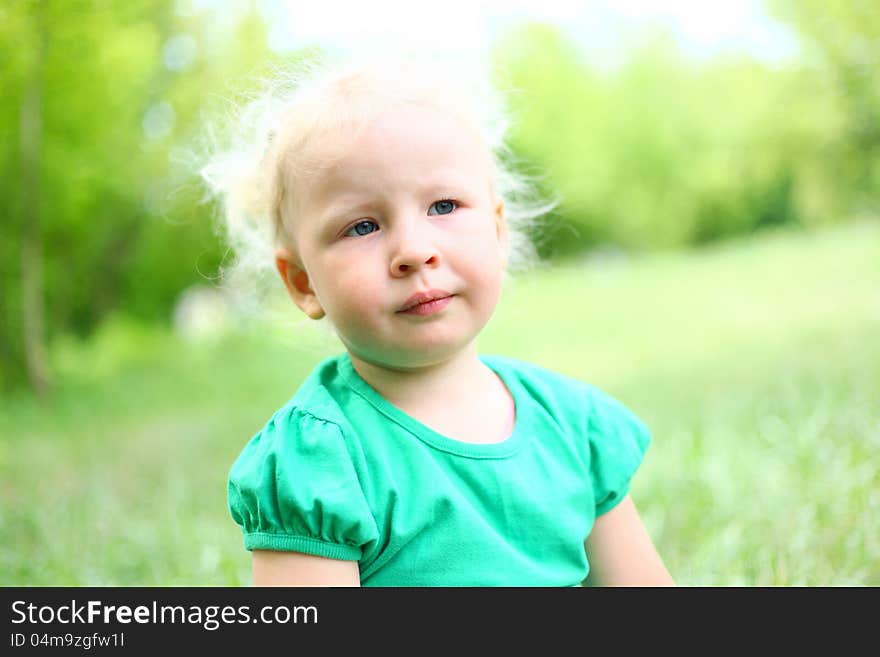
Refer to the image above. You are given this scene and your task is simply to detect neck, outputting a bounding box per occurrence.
[347,342,489,410]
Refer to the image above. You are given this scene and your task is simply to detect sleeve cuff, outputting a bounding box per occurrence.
[243,532,362,561]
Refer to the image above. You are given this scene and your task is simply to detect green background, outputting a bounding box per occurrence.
[1,1,878,585]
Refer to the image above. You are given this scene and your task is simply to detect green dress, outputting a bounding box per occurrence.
[228,352,651,586]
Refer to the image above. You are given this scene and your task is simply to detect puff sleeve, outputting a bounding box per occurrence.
[586,386,652,516]
[227,406,378,561]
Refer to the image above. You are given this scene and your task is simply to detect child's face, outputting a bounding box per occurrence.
[276,103,508,370]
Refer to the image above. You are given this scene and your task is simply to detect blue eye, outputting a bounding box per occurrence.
[345,220,378,237]
[428,199,457,216]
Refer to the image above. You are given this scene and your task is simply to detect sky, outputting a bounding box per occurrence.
[250,0,801,67]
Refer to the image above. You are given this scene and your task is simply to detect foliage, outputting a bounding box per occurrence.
[492,22,869,258]
[767,0,880,212]
[0,1,277,389]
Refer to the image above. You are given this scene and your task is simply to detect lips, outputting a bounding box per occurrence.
[397,289,454,312]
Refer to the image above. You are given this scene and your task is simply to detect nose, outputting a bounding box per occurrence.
[389,224,441,277]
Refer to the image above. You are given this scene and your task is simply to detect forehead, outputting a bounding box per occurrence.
[298,104,494,203]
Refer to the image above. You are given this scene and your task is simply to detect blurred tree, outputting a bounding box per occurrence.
[768,0,880,214]
[0,0,275,392]
[19,0,51,396]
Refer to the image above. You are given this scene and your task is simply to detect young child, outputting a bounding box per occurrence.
[204,53,673,587]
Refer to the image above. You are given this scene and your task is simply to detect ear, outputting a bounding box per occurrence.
[494,197,509,270]
[275,247,325,320]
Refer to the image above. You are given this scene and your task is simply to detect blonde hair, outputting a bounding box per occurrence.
[200,51,556,319]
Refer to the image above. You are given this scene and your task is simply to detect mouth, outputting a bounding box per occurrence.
[397,289,454,313]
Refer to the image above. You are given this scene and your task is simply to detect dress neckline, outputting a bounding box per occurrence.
[336,352,527,459]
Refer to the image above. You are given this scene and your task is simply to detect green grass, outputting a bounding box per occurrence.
[1,220,878,585]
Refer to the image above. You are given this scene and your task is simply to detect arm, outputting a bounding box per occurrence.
[252,550,361,587]
[583,495,674,586]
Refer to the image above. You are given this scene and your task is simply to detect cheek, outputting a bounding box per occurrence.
[313,258,383,317]
[457,225,505,281]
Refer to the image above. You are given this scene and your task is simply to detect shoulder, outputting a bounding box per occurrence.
[286,353,355,425]
[482,353,597,414]
[482,353,587,396]
[481,354,649,437]
[229,353,359,477]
